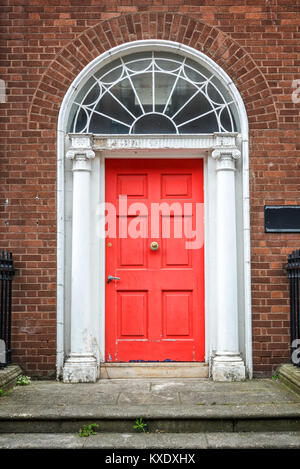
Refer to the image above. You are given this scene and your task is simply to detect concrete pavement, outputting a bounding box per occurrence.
[1,377,300,448]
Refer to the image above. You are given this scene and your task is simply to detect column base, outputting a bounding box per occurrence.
[212,354,246,382]
[62,354,99,383]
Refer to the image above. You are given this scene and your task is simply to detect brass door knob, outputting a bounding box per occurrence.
[150,241,159,251]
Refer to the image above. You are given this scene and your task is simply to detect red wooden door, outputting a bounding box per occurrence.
[105,159,204,362]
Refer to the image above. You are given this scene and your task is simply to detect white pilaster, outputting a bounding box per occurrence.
[63,135,98,383]
[211,138,246,381]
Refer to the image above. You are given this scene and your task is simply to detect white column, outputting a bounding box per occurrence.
[211,143,246,381]
[63,135,98,383]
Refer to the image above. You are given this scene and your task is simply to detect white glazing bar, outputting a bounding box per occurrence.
[162,59,186,114]
[177,107,221,128]
[100,83,137,120]
[123,60,145,115]
[152,52,155,112]
[87,108,131,128]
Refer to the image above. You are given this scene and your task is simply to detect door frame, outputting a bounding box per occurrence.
[104,154,206,363]
[94,146,208,366]
[57,40,252,381]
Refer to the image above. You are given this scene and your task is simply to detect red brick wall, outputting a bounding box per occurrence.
[1,0,299,377]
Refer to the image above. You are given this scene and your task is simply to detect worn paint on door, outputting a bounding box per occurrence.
[105,159,205,362]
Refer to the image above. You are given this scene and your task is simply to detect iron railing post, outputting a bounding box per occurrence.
[286,250,300,367]
[0,251,15,368]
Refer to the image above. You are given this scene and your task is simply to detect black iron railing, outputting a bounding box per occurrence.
[0,251,15,368]
[286,249,300,367]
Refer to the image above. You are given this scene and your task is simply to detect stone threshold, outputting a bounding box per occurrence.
[100,362,209,379]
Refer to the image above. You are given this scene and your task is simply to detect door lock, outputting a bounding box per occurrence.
[107,275,120,284]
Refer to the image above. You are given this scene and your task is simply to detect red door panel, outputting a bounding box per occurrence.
[105,159,205,362]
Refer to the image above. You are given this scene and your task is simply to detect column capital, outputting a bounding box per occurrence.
[66,134,95,171]
[211,147,241,171]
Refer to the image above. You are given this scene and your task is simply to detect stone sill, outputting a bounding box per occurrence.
[278,364,300,395]
[0,365,23,390]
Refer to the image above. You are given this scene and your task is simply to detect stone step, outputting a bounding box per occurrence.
[100,362,209,379]
[1,431,300,449]
[0,365,23,390]
[1,404,300,434]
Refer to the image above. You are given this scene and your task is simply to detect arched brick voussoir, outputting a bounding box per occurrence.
[28,12,278,132]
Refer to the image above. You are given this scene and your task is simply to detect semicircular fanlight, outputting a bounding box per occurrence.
[69,51,238,135]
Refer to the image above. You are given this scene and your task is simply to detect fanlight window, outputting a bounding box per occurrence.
[69,51,238,135]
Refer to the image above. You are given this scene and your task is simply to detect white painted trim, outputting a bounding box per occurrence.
[90,133,238,150]
[66,133,238,153]
[56,40,252,379]
[242,136,253,378]
[56,129,65,378]
[97,145,208,365]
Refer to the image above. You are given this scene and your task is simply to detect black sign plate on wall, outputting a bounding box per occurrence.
[265,206,300,233]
